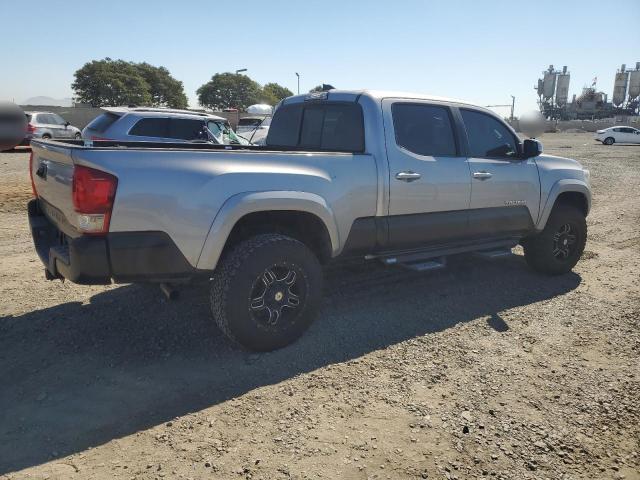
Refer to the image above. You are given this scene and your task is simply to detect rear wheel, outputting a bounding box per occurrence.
[603,136,615,145]
[210,234,323,351]
[41,134,51,140]
[523,205,587,275]
[75,133,82,140]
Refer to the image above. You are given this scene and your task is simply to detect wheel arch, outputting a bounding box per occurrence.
[536,180,591,231]
[196,191,339,270]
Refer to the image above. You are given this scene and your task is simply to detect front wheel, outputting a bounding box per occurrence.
[603,137,615,145]
[210,234,323,351]
[522,205,587,275]
[75,133,82,140]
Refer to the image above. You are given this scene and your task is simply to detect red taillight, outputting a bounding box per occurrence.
[72,165,117,234]
[26,123,36,133]
[29,151,37,197]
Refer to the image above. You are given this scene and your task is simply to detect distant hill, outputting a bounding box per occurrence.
[21,96,73,107]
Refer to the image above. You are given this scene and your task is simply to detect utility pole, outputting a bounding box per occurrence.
[295,72,300,94]
[486,96,516,121]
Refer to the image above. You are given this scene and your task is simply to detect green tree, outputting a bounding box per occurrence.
[262,83,293,104]
[72,58,188,108]
[135,63,188,108]
[309,85,324,93]
[197,73,262,110]
[73,59,151,107]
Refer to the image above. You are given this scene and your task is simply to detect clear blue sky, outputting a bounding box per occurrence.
[1,0,639,116]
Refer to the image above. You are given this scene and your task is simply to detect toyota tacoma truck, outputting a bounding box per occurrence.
[28,90,591,351]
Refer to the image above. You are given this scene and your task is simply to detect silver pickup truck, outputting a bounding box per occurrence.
[28,90,591,351]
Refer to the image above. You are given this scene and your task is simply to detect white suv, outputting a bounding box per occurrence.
[82,107,248,145]
[594,126,640,145]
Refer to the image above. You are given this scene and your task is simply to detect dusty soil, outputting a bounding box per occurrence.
[0,134,638,480]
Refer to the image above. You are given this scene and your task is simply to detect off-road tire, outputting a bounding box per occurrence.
[210,234,323,351]
[603,137,615,145]
[523,205,587,275]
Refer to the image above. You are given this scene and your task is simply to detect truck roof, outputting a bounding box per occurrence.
[102,107,226,121]
[284,89,479,108]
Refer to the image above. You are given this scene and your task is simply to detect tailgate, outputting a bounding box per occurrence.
[30,140,78,235]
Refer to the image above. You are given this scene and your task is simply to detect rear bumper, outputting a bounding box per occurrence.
[28,199,200,284]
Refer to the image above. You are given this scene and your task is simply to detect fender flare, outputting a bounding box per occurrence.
[196,191,340,270]
[536,179,591,231]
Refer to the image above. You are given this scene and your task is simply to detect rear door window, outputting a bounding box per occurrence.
[267,102,364,152]
[85,112,120,132]
[129,118,170,138]
[392,103,457,156]
[168,118,207,140]
[460,109,518,159]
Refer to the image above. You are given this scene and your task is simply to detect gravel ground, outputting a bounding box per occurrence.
[0,133,638,480]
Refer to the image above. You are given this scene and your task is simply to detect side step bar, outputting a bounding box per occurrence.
[375,239,517,272]
[383,256,446,272]
[473,248,514,259]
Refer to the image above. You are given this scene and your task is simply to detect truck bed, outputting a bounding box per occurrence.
[34,138,357,154]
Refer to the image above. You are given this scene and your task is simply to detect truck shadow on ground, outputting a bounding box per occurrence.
[0,254,581,474]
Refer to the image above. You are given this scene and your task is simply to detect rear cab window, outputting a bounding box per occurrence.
[460,109,518,159]
[267,102,364,152]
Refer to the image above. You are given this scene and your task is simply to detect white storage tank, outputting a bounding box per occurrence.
[613,65,629,106]
[542,69,557,100]
[555,73,570,106]
[628,63,640,101]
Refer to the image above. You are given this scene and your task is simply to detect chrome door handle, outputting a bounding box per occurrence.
[473,171,492,180]
[395,171,422,182]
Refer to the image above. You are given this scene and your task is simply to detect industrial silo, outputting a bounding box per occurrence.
[613,64,629,106]
[542,66,557,100]
[628,62,640,101]
[555,66,570,106]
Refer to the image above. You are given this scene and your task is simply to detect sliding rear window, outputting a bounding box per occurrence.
[267,102,364,152]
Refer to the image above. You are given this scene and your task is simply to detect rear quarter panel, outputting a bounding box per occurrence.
[72,147,379,268]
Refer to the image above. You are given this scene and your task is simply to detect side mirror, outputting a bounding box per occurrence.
[65,121,70,127]
[522,138,542,158]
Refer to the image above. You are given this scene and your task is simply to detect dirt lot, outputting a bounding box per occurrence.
[0,133,638,480]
